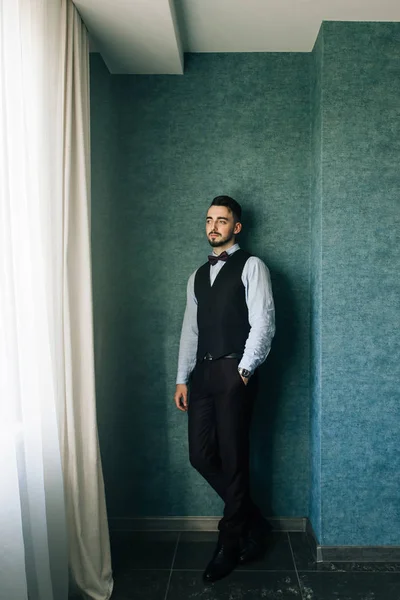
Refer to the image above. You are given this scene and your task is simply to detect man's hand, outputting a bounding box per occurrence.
[240,375,249,386]
[174,384,188,412]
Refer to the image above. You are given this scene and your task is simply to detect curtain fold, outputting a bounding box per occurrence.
[0,1,113,598]
[60,3,113,598]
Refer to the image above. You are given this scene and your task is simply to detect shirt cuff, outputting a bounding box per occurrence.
[238,358,254,375]
[176,370,190,385]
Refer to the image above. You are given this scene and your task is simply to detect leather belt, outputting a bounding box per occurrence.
[202,353,240,361]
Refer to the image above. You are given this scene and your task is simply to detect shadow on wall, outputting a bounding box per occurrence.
[94,195,303,521]
[239,207,301,518]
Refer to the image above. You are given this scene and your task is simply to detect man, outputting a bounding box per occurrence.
[174,195,275,582]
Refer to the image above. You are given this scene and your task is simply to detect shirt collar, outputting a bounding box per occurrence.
[212,243,240,257]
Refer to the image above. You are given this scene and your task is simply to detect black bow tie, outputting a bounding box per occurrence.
[208,251,229,266]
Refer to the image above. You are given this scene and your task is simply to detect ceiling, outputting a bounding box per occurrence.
[73,0,400,74]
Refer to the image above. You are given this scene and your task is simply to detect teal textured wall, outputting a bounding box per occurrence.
[90,53,312,520]
[91,24,400,545]
[313,22,400,546]
[309,26,323,543]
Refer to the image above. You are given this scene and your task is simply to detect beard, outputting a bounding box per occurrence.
[208,231,235,247]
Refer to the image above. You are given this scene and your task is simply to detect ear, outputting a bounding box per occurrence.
[234,221,242,235]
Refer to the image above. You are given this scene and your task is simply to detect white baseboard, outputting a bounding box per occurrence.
[108,516,307,532]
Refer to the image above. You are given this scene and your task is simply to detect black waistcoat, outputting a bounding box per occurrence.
[194,249,251,360]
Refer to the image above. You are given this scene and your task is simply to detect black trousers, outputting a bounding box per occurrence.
[188,358,262,547]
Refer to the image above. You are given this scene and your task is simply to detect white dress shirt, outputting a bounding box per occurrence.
[176,243,275,385]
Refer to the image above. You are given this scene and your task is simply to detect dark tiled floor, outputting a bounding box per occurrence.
[107,530,400,599]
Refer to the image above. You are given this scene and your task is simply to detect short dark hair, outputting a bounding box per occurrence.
[210,195,242,222]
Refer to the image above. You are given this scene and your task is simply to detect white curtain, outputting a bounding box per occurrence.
[0,1,113,599]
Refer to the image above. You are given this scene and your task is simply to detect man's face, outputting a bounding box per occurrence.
[206,205,241,247]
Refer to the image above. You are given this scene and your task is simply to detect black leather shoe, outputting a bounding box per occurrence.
[203,544,239,583]
[239,521,271,565]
